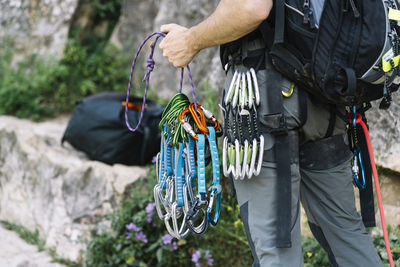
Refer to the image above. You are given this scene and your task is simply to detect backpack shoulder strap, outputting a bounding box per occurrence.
[274,0,286,44]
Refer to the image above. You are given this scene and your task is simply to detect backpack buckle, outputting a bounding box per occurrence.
[267,113,288,136]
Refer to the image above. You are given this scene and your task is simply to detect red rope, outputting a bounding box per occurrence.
[354,113,394,267]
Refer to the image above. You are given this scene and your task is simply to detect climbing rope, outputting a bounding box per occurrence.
[348,109,394,267]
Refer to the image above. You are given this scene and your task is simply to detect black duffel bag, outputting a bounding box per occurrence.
[62,92,163,166]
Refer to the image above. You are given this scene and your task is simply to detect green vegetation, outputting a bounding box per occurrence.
[85,165,253,267]
[0,40,130,121]
[85,164,400,267]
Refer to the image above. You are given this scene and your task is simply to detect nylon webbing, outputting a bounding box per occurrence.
[266,65,292,248]
[357,115,376,227]
[274,0,286,44]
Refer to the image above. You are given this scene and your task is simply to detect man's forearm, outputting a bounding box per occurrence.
[188,0,273,51]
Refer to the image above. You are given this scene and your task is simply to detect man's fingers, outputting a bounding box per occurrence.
[159,39,165,50]
[160,23,178,33]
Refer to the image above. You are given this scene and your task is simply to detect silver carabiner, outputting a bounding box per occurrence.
[171,202,190,240]
[250,68,260,106]
[253,135,264,176]
[246,71,254,109]
[225,70,238,105]
[246,138,258,178]
[234,139,241,180]
[240,139,249,180]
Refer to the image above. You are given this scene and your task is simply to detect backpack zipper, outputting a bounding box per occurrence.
[303,0,311,24]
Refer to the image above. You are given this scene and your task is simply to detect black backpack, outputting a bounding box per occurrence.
[261,0,400,108]
[62,92,163,166]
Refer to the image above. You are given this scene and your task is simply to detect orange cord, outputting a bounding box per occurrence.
[122,101,146,110]
[179,103,221,140]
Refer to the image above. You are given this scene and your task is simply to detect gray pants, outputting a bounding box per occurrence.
[223,67,383,267]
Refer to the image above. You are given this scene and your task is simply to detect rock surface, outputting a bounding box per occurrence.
[0,0,79,61]
[0,116,148,261]
[368,94,400,173]
[376,172,400,228]
[0,225,65,267]
[111,0,225,99]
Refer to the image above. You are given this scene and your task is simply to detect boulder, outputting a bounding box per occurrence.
[0,225,65,267]
[110,0,225,99]
[0,0,79,61]
[368,94,400,173]
[0,116,148,261]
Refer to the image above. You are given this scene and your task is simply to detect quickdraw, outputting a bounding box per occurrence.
[156,98,222,238]
[124,32,223,240]
[222,68,263,180]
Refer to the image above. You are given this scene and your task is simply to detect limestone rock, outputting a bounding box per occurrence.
[376,172,400,228]
[0,0,79,61]
[0,225,66,267]
[368,94,400,173]
[0,116,148,261]
[111,0,225,99]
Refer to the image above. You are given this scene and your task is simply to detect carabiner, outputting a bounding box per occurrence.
[240,72,247,109]
[207,186,222,226]
[171,202,190,240]
[246,138,258,178]
[352,149,366,190]
[232,71,241,108]
[223,136,230,177]
[253,135,264,176]
[234,139,242,180]
[250,68,260,106]
[184,196,209,235]
[225,70,238,105]
[246,71,254,109]
[240,140,249,180]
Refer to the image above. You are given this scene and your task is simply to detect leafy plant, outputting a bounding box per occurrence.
[84,164,253,267]
[0,40,131,120]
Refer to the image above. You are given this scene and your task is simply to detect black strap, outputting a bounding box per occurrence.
[274,0,285,44]
[324,105,337,138]
[264,62,292,248]
[275,133,292,248]
[343,67,357,97]
[259,20,275,49]
[357,114,376,227]
[298,89,308,128]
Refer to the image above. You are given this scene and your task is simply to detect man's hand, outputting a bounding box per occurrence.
[158,0,272,68]
[159,24,199,68]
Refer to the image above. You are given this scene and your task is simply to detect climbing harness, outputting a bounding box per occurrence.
[347,107,395,267]
[124,32,223,239]
[222,68,263,180]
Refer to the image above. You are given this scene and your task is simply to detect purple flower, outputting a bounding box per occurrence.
[204,250,213,266]
[145,202,156,223]
[152,155,157,164]
[192,250,201,263]
[125,232,131,239]
[195,263,202,267]
[171,241,178,251]
[161,234,174,245]
[135,231,148,243]
[145,202,156,213]
[125,222,141,232]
